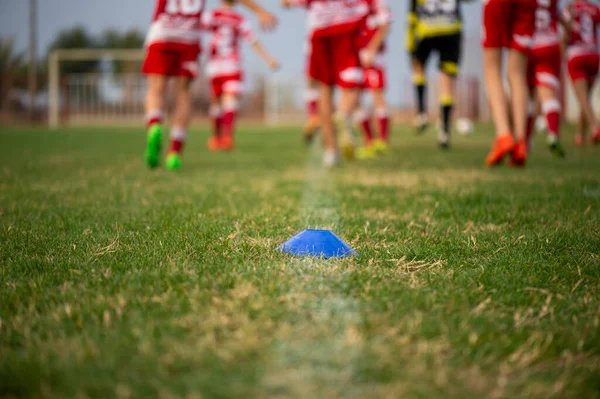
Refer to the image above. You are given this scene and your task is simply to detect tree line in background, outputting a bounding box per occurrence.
[0,26,144,115]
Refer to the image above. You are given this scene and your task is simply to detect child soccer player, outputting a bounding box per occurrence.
[407,0,472,149]
[281,1,323,144]
[142,0,277,170]
[564,0,600,146]
[483,0,536,167]
[203,0,280,151]
[355,0,391,160]
[282,0,376,167]
[526,0,567,158]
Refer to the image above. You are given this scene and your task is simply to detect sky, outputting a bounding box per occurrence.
[0,0,483,106]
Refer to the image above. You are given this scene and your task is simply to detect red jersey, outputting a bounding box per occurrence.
[145,0,205,51]
[202,7,256,78]
[532,0,561,52]
[564,0,600,59]
[357,0,391,53]
[304,0,370,38]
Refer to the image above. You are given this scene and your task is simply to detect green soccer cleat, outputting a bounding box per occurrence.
[548,135,565,159]
[165,152,182,170]
[145,124,162,169]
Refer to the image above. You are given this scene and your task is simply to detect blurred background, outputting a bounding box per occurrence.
[0,0,597,127]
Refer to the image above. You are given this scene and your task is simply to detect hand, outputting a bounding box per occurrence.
[258,10,278,31]
[269,59,281,71]
[281,0,292,7]
[360,49,375,68]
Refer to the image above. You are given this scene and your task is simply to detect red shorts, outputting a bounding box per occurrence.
[527,46,562,90]
[482,0,536,53]
[142,45,200,79]
[567,54,600,83]
[211,73,244,98]
[309,33,363,88]
[363,66,386,90]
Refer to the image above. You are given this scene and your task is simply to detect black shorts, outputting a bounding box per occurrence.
[412,34,462,76]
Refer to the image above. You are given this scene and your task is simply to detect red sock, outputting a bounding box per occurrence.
[526,114,535,143]
[146,110,163,128]
[170,139,183,153]
[222,108,237,139]
[306,89,319,117]
[169,128,186,154]
[376,109,390,142]
[543,99,561,138]
[355,110,373,143]
[210,106,223,138]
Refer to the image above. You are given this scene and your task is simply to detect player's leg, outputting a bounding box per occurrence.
[524,61,536,148]
[354,68,376,159]
[483,47,515,166]
[506,49,531,165]
[584,57,600,144]
[144,74,168,168]
[411,48,429,134]
[354,91,376,160]
[537,84,564,158]
[573,78,600,145]
[208,94,223,152]
[507,1,536,166]
[438,72,455,149]
[165,76,193,170]
[330,34,362,160]
[220,93,240,151]
[308,36,338,165]
[483,0,534,166]
[372,88,390,153]
[437,35,460,149]
[142,46,172,168]
[575,107,587,146]
[303,79,321,143]
[219,76,244,151]
[320,83,339,166]
[337,86,361,160]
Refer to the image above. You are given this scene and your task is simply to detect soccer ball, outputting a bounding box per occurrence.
[456,118,474,136]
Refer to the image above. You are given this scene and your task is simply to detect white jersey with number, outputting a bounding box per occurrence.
[202,8,257,78]
[145,0,205,51]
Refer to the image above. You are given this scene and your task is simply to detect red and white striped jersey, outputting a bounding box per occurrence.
[300,0,370,38]
[202,7,256,78]
[532,0,561,52]
[145,0,205,51]
[357,0,391,53]
[564,0,600,58]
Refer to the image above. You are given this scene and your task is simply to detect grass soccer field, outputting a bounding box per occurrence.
[1,124,599,398]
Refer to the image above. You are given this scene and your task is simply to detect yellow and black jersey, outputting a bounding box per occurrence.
[406,0,472,51]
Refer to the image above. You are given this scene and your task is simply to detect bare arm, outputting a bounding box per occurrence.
[238,0,278,31]
[361,2,392,68]
[281,0,306,8]
[251,40,280,70]
[366,23,390,59]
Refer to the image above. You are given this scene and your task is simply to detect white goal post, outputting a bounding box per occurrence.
[48,49,145,128]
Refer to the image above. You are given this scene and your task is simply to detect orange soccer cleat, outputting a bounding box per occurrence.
[509,139,528,168]
[219,136,235,151]
[485,134,516,167]
[574,132,585,147]
[207,136,221,152]
[592,128,600,146]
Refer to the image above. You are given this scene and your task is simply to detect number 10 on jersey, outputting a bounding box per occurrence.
[166,0,204,15]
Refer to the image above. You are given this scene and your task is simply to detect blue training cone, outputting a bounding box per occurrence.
[278,229,358,258]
